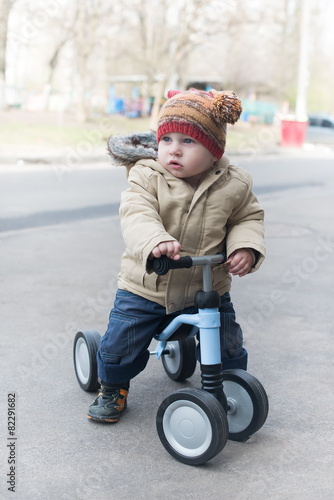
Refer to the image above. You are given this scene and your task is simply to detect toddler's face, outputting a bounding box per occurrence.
[158,132,217,187]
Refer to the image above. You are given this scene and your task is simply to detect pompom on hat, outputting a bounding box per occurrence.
[157,88,242,159]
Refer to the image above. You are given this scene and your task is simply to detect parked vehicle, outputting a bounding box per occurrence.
[308,113,334,128]
[306,113,334,145]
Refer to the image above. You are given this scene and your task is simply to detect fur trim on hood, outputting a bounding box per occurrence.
[107,131,158,167]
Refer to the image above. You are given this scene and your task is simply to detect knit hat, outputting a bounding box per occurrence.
[157,89,242,159]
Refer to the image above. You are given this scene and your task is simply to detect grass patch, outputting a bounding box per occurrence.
[0,112,152,149]
[226,123,280,152]
[0,110,279,152]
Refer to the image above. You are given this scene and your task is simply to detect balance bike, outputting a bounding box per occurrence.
[73,253,268,466]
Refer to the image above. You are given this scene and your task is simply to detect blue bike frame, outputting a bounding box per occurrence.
[152,254,227,409]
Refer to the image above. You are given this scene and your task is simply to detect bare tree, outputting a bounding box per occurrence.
[2,0,333,118]
[0,0,16,108]
[73,1,100,121]
[125,0,233,127]
[262,0,301,101]
[43,6,79,110]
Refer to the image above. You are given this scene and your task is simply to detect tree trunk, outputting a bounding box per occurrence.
[149,80,166,130]
[0,0,15,109]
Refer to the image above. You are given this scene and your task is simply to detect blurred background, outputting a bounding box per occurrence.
[0,0,333,157]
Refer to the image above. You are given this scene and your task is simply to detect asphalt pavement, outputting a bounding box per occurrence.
[1,149,334,499]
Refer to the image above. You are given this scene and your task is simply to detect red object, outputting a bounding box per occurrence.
[281,120,308,147]
[157,120,225,159]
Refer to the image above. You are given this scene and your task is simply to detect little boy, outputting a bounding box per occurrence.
[87,88,265,423]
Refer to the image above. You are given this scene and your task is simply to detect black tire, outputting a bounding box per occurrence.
[222,369,269,442]
[73,330,101,391]
[156,388,228,465]
[161,338,197,381]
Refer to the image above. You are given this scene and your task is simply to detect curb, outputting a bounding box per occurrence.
[0,148,282,166]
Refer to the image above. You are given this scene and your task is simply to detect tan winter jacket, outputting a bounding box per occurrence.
[117,154,265,314]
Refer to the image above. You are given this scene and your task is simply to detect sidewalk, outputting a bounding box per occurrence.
[1,142,333,169]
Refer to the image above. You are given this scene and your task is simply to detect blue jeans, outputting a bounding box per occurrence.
[97,289,247,384]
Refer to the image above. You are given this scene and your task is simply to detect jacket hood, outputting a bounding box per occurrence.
[107,131,158,166]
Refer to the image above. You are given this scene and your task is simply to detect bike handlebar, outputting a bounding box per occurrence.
[152,253,226,275]
[152,255,193,275]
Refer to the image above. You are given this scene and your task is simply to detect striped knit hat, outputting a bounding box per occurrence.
[157,89,242,159]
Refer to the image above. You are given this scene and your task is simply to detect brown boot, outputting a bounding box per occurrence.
[87,382,129,423]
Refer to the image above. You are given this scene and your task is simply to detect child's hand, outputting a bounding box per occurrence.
[226,248,254,277]
[150,241,181,260]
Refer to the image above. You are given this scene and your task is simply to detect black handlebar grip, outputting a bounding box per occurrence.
[152,255,193,275]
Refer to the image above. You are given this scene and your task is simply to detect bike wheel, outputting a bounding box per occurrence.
[222,369,269,442]
[156,388,228,465]
[161,338,197,381]
[73,330,101,391]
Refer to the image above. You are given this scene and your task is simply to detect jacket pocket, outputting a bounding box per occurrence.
[212,263,231,290]
[143,271,158,292]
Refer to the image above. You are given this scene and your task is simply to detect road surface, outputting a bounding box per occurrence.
[1,151,334,499]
